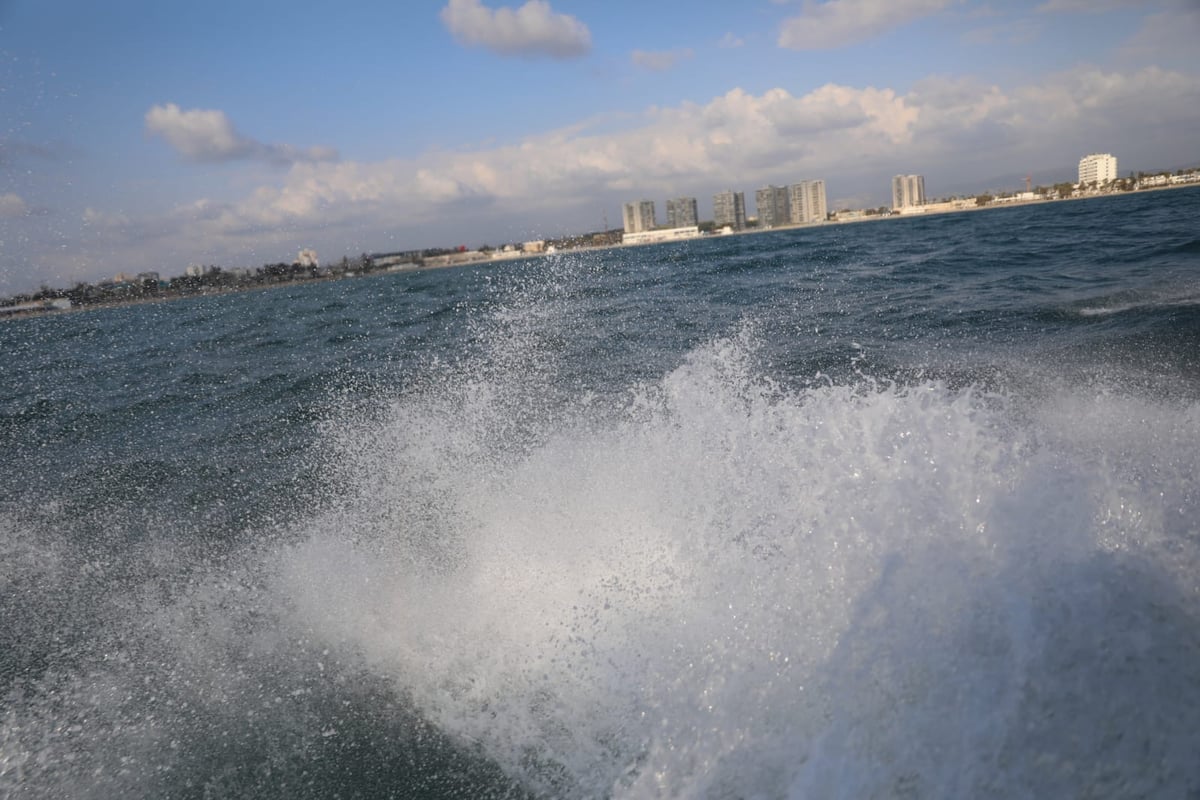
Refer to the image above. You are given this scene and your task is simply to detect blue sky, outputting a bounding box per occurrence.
[1,0,1198,292]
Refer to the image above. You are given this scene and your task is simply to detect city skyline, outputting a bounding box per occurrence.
[2,0,1199,293]
[7,162,1198,310]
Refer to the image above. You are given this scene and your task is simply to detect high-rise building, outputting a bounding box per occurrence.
[622,200,657,233]
[755,185,790,228]
[788,180,828,224]
[712,189,746,230]
[1078,153,1117,186]
[666,196,699,228]
[892,174,926,210]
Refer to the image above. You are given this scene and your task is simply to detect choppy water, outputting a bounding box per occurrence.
[3,188,1200,798]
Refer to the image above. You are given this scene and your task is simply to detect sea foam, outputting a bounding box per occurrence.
[278,326,1200,798]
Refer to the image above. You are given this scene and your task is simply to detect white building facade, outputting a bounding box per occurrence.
[622,200,657,233]
[892,174,926,210]
[789,180,828,224]
[622,226,702,246]
[1078,153,1118,186]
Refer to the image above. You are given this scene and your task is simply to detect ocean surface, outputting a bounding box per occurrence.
[3,187,1200,798]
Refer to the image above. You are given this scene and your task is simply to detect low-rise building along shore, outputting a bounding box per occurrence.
[621,226,702,245]
[5,168,1199,321]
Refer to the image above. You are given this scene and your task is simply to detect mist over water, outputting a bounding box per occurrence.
[3,188,1200,798]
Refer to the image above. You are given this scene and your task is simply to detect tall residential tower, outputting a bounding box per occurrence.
[755,185,790,228]
[892,174,926,210]
[666,197,699,228]
[712,189,746,230]
[622,200,657,233]
[788,180,828,224]
[1078,153,1117,186]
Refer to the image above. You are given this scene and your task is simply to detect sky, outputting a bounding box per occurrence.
[1,0,1198,293]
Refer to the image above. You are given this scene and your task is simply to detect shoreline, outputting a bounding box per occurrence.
[4,181,1197,323]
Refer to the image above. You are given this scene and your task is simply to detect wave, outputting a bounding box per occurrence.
[1075,295,1200,317]
[5,313,1200,797]
[278,328,1200,798]
[1066,287,1200,318]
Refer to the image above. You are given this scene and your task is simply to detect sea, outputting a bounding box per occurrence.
[3,186,1200,799]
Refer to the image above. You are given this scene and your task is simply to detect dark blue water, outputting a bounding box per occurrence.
[3,188,1200,798]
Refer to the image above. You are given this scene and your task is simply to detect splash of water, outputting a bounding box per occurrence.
[278,326,1200,798]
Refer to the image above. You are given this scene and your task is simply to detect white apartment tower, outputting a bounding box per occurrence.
[789,180,828,224]
[713,189,746,230]
[666,196,699,228]
[892,174,926,210]
[622,200,657,233]
[1078,153,1117,186]
[755,185,790,228]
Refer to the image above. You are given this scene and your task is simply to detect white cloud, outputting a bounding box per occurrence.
[779,0,959,50]
[43,64,1200,286]
[718,32,745,48]
[147,82,924,243]
[631,48,695,72]
[256,67,1192,221]
[0,192,28,217]
[440,0,591,58]
[145,103,338,165]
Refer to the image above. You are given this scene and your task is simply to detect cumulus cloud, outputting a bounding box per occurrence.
[631,48,695,72]
[440,0,591,58]
[46,63,1200,287]
[208,82,924,236]
[718,33,746,48]
[779,0,958,50]
[0,192,28,217]
[144,65,1199,233]
[237,66,1197,235]
[145,103,338,166]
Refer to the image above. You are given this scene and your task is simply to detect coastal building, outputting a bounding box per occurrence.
[755,185,790,228]
[0,298,71,316]
[1078,153,1117,186]
[712,189,746,230]
[666,197,699,229]
[892,174,926,211]
[622,200,657,233]
[622,226,701,246]
[788,180,828,224]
